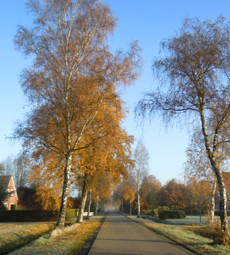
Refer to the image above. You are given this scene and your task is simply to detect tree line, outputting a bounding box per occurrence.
[114,173,216,221]
[113,139,218,223]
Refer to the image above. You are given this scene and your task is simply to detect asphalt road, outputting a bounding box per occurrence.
[88,211,194,255]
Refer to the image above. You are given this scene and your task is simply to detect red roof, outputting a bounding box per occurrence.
[0,175,18,200]
[0,175,12,187]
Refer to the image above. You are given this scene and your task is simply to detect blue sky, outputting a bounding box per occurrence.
[1,0,230,185]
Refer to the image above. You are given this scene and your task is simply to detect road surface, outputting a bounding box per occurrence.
[88,211,194,255]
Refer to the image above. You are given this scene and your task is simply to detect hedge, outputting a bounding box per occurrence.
[65,209,78,219]
[158,210,186,220]
[0,209,79,222]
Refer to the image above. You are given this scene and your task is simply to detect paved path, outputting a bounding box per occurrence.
[88,211,194,255]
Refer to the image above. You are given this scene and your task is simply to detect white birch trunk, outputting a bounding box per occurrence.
[199,106,229,232]
[87,189,92,220]
[95,195,98,215]
[56,154,72,229]
[209,181,216,224]
[137,170,140,218]
[77,180,88,223]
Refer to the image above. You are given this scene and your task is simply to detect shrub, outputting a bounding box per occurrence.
[158,210,186,220]
[153,209,159,217]
[140,210,147,215]
[0,205,8,211]
[65,209,78,219]
[11,204,17,210]
[146,210,155,216]
[194,222,230,246]
[158,206,170,212]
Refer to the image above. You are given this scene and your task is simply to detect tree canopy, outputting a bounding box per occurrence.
[14,0,142,229]
[135,17,230,232]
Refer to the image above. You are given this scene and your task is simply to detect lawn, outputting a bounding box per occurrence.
[162,215,218,225]
[7,221,101,255]
[0,223,55,255]
[128,215,230,254]
[141,214,230,226]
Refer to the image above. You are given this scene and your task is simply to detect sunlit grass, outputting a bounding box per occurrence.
[145,222,230,254]
[8,221,100,255]
[0,223,55,255]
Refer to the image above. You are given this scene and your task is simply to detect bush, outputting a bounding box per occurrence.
[158,210,186,220]
[0,205,8,211]
[153,209,159,217]
[141,209,151,215]
[146,210,155,216]
[140,210,147,215]
[158,206,170,212]
[193,223,230,245]
[65,209,78,219]
[11,204,17,211]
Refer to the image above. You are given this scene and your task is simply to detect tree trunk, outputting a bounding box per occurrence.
[199,196,202,223]
[87,189,92,220]
[137,170,140,218]
[77,179,88,223]
[95,195,98,215]
[130,200,132,215]
[209,181,216,224]
[200,107,228,232]
[56,154,72,229]
[215,169,228,231]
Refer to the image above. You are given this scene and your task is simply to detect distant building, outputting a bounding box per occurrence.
[0,175,18,210]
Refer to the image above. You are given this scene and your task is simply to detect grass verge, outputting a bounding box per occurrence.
[8,221,101,255]
[143,222,230,254]
[0,223,55,255]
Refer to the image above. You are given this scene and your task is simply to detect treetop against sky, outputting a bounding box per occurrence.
[1,0,230,185]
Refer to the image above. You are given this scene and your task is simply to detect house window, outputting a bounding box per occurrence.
[10,190,13,197]
[215,204,219,211]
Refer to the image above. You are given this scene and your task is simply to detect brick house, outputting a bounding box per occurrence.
[215,172,230,211]
[0,175,18,210]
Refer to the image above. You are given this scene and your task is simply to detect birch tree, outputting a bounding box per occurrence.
[183,128,230,223]
[134,139,149,218]
[1,152,31,188]
[14,0,142,229]
[76,123,133,222]
[135,17,230,232]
